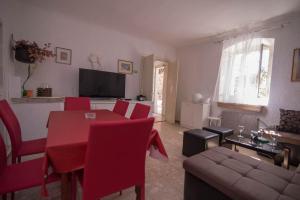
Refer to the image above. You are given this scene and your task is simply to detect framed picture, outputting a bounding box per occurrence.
[118,59,133,74]
[292,48,300,81]
[55,47,72,65]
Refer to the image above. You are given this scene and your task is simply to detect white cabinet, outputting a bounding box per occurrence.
[12,102,64,140]
[180,102,210,129]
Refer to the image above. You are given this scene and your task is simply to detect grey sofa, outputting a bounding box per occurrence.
[183,147,300,200]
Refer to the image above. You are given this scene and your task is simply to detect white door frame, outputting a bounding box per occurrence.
[153,60,168,118]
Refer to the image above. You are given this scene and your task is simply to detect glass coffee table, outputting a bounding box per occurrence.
[225,134,290,168]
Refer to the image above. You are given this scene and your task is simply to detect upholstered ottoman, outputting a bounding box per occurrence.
[183,147,300,200]
[203,126,234,145]
[182,129,219,157]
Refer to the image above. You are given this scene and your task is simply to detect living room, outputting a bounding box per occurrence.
[0,0,300,200]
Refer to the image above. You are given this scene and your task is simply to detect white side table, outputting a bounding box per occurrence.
[180,102,210,129]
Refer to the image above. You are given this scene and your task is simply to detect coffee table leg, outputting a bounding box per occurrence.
[61,173,72,200]
[283,148,290,169]
[232,144,239,152]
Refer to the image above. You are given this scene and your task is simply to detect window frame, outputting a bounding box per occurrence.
[216,38,274,111]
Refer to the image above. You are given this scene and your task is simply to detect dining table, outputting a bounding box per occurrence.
[43,109,168,200]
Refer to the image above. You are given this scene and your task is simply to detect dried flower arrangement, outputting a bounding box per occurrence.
[12,39,55,97]
[13,40,55,63]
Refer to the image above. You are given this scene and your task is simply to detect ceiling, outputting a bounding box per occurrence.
[25,0,300,46]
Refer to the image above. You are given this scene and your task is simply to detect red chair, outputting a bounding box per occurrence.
[0,100,46,163]
[0,132,59,200]
[130,103,151,119]
[74,118,154,200]
[64,97,91,111]
[112,100,129,116]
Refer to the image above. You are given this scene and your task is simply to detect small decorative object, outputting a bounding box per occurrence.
[192,93,203,103]
[25,90,33,97]
[267,130,278,146]
[88,54,101,69]
[12,39,55,97]
[55,47,72,65]
[37,84,52,97]
[85,112,96,119]
[250,130,259,143]
[37,87,52,97]
[292,48,300,81]
[237,125,245,138]
[118,59,133,74]
[136,95,146,101]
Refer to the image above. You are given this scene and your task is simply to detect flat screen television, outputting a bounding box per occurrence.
[79,68,125,98]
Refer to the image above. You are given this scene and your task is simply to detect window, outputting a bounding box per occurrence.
[216,37,274,106]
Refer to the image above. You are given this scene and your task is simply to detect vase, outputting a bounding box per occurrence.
[22,64,34,97]
[15,47,35,64]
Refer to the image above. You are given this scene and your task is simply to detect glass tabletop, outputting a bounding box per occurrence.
[225,134,282,155]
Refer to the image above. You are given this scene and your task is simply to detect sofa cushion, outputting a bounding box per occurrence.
[183,147,300,200]
[233,177,280,200]
[278,109,300,134]
[282,184,300,200]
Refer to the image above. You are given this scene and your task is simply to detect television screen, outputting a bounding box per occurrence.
[79,68,125,98]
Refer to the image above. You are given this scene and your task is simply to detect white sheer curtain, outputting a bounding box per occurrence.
[214,34,274,106]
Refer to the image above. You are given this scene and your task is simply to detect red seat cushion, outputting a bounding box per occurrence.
[64,97,91,111]
[18,138,46,157]
[112,100,129,116]
[130,103,151,119]
[79,118,154,200]
[0,158,45,194]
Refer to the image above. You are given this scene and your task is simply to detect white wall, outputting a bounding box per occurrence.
[176,42,222,119]
[0,0,176,99]
[177,16,300,125]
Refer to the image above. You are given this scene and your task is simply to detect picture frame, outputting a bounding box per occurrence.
[291,48,300,81]
[118,59,133,74]
[55,47,72,65]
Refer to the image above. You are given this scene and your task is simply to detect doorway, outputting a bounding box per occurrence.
[153,60,168,121]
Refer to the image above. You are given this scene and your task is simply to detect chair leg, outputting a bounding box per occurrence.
[10,192,14,200]
[119,190,122,196]
[135,186,139,200]
[71,172,77,200]
[2,194,7,200]
[140,185,145,200]
[135,185,145,200]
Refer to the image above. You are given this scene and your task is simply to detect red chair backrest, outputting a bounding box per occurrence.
[0,100,22,158]
[0,132,7,173]
[64,97,91,111]
[112,100,129,116]
[130,103,151,119]
[82,117,154,200]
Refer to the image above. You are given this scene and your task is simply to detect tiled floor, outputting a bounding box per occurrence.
[9,122,292,199]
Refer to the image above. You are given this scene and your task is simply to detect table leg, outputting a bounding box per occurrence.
[283,148,290,169]
[61,173,72,200]
[232,144,239,152]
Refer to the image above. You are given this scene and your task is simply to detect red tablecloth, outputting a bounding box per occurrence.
[43,110,168,196]
[148,129,168,161]
[46,110,168,173]
[46,110,127,173]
